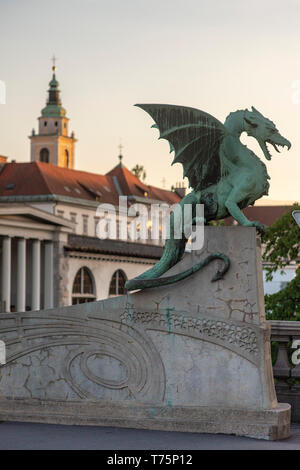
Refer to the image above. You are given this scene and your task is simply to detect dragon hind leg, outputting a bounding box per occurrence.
[225,188,265,234]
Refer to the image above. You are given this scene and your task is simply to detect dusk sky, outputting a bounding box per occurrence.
[1,0,300,201]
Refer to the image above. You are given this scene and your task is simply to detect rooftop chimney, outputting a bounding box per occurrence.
[174,181,186,198]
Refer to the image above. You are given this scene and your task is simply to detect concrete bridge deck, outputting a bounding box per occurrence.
[0,421,300,450]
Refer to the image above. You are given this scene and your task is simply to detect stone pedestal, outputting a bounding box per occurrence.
[0,227,291,439]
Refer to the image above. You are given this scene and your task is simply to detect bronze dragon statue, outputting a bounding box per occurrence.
[125,104,291,291]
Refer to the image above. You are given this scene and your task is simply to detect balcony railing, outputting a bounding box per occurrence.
[271,320,300,422]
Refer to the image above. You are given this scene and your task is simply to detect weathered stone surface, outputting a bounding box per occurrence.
[0,398,290,440]
[0,227,291,439]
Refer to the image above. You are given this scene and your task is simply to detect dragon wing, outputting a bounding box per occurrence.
[136,104,226,191]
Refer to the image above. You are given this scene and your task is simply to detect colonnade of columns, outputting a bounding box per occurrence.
[1,236,54,312]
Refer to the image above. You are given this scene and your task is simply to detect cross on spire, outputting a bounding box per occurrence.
[118,141,123,164]
[52,55,57,72]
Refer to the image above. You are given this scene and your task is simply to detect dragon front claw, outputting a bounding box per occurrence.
[250,221,265,235]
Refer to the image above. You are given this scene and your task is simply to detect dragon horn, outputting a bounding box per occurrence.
[251,106,264,118]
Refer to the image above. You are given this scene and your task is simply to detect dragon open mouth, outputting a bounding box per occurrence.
[261,139,291,161]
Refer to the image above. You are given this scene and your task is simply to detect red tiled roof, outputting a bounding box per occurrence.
[106,163,181,204]
[0,161,119,204]
[146,185,182,205]
[0,161,181,206]
[225,205,292,227]
[106,164,149,197]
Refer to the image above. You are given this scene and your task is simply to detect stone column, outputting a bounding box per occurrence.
[44,241,54,309]
[53,231,70,308]
[17,237,26,312]
[31,239,41,311]
[1,236,11,312]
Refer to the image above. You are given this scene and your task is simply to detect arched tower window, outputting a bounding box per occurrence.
[72,267,96,304]
[64,149,69,168]
[109,270,127,296]
[39,148,49,163]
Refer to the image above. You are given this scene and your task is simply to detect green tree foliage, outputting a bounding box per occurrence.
[208,219,226,226]
[131,164,146,182]
[262,203,300,320]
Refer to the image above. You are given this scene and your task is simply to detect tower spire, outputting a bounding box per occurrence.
[40,57,65,117]
[47,55,61,107]
[118,141,123,167]
[51,54,57,72]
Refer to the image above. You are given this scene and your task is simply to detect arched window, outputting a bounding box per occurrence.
[109,270,127,296]
[39,148,49,163]
[72,267,96,304]
[64,149,69,168]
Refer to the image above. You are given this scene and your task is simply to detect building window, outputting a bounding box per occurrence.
[70,213,77,222]
[109,270,127,296]
[94,217,100,237]
[72,267,96,304]
[39,148,49,163]
[82,215,89,235]
[54,121,58,127]
[44,121,47,127]
[65,149,69,168]
[70,212,77,231]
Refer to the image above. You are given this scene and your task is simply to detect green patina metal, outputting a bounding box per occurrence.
[41,104,66,118]
[125,104,291,292]
[126,252,230,291]
[41,72,66,118]
[165,306,175,333]
[123,299,133,322]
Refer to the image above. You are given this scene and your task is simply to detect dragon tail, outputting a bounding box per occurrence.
[125,237,187,291]
[125,247,230,291]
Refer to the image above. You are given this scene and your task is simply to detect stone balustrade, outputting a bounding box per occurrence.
[271,321,300,422]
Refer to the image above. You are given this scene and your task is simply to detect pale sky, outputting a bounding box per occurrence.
[0,0,300,201]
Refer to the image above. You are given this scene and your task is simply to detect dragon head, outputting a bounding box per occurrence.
[243,106,291,160]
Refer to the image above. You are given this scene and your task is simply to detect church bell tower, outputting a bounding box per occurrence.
[29,58,77,169]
